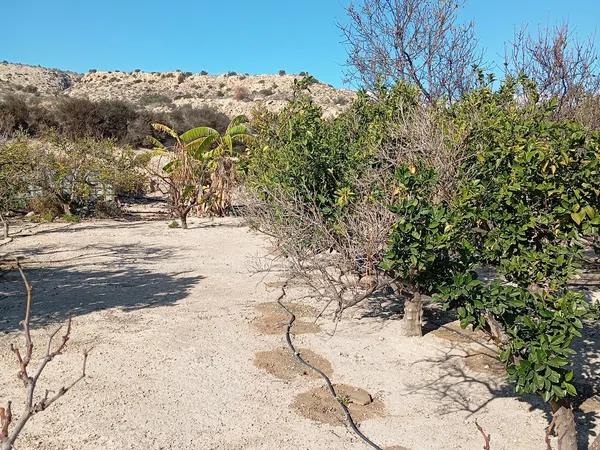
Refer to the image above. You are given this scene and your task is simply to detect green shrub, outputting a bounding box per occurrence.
[439,78,599,439]
[54,97,137,141]
[139,94,174,107]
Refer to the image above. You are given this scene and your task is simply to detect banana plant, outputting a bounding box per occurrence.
[149,116,252,228]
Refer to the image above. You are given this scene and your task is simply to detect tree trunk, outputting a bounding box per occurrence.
[62,203,71,215]
[402,292,423,337]
[550,400,578,450]
[0,213,8,239]
[180,213,188,230]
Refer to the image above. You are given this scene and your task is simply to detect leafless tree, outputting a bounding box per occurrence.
[0,262,89,450]
[505,23,600,118]
[341,0,482,102]
[248,182,396,323]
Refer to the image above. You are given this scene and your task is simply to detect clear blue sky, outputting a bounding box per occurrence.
[1,0,598,88]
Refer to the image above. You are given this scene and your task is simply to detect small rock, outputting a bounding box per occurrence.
[346,387,372,406]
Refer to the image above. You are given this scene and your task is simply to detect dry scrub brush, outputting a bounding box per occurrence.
[248,183,396,321]
[0,262,89,450]
[246,87,466,323]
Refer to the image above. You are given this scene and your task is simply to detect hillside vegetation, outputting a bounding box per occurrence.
[0,62,354,118]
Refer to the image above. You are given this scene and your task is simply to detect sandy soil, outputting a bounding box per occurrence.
[0,218,598,450]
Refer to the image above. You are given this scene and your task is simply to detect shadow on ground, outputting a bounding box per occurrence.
[0,242,203,333]
[360,286,599,448]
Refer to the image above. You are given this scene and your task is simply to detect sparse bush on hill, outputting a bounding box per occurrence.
[257,88,274,97]
[139,93,174,107]
[22,85,38,94]
[54,97,137,141]
[167,104,230,134]
[233,85,251,101]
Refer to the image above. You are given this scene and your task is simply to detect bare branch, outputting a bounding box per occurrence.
[505,23,600,118]
[1,262,89,450]
[341,0,482,102]
[475,420,491,450]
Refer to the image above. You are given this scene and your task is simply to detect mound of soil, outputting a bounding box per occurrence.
[291,383,384,426]
[464,352,506,378]
[252,302,321,335]
[253,347,333,380]
[580,396,600,413]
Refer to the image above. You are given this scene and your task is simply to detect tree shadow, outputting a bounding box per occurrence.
[0,243,204,333]
[403,323,599,449]
[572,322,600,449]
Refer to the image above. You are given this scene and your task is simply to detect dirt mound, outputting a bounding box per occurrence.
[252,302,321,335]
[253,347,332,380]
[464,352,506,378]
[292,383,384,426]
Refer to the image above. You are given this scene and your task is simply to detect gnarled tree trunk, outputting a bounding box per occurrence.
[180,213,188,229]
[402,292,423,337]
[0,213,8,239]
[550,400,578,450]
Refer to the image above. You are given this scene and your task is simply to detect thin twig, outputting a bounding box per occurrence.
[475,420,491,450]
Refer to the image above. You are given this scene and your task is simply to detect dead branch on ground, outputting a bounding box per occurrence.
[475,420,491,450]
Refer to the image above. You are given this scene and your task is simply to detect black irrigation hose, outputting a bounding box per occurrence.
[276,288,383,450]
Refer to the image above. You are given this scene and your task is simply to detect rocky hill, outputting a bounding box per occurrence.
[0,62,355,118]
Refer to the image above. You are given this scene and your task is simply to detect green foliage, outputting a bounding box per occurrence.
[0,137,34,214]
[381,165,473,294]
[443,276,587,402]
[151,115,252,220]
[441,78,600,404]
[0,136,148,219]
[247,95,360,217]
[247,82,421,219]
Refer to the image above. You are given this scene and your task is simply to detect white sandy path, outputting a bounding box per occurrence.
[0,218,588,449]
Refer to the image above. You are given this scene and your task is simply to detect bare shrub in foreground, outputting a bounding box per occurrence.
[247,183,396,322]
[0,262,89,450]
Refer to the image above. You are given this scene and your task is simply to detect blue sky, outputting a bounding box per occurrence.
[1,0,598,88]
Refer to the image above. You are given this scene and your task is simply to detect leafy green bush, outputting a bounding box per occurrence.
[0,137,34,236]
[438,78,599,446]
[247,94,366,218]
[1,137,149,219]
[380,165,474,335]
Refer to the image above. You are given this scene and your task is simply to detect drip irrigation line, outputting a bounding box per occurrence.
[276,286,383,450]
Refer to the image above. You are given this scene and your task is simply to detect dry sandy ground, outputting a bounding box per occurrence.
[0,218,598,450]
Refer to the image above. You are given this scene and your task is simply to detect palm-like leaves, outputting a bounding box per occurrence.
[148,116,253,219]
